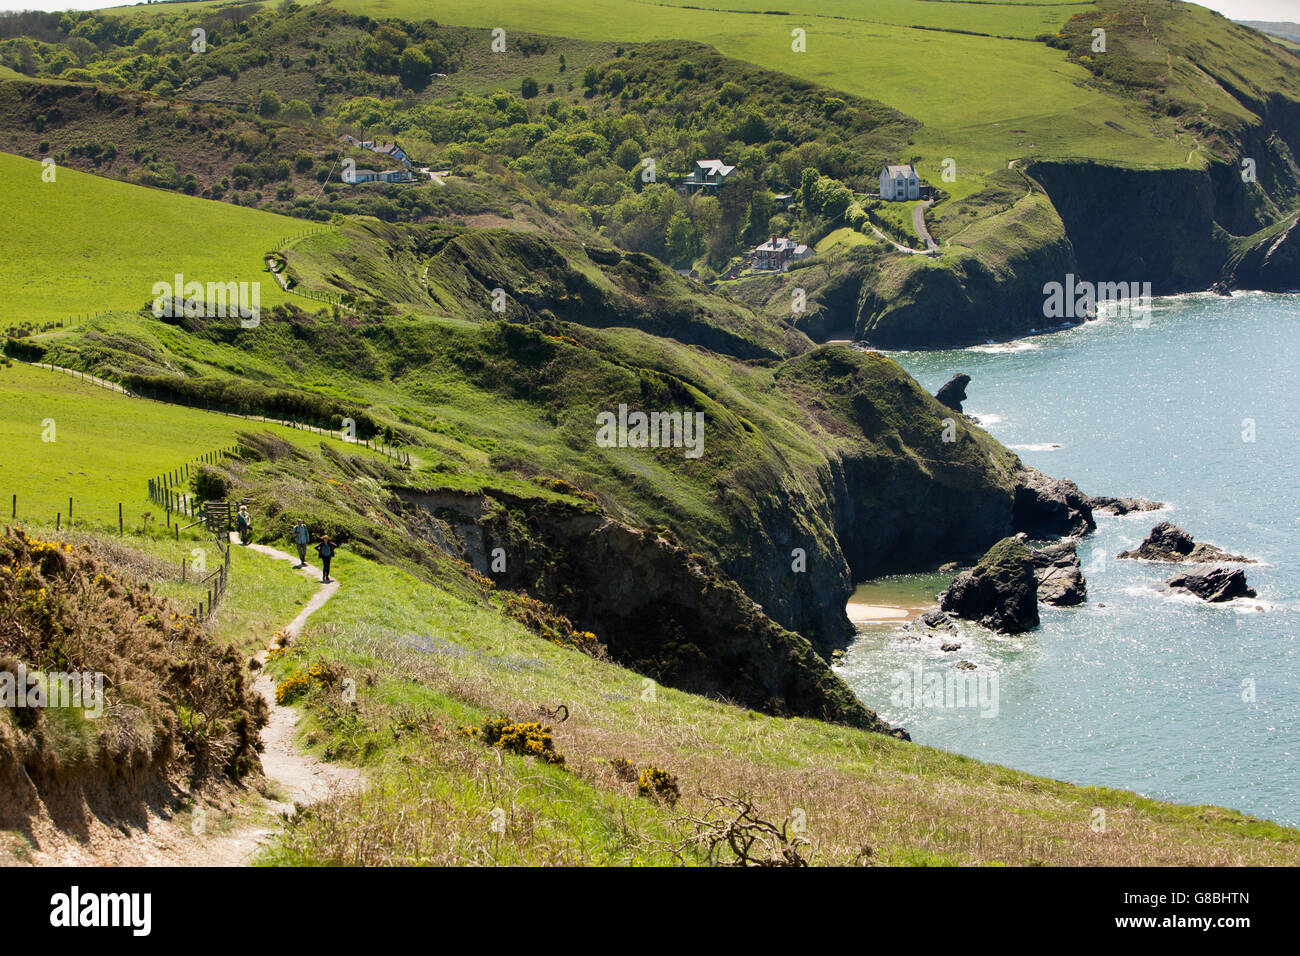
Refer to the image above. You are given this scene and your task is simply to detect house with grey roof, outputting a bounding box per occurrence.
[880,163,921,201]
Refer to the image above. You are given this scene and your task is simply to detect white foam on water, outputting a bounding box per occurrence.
[1009,442,1063,452]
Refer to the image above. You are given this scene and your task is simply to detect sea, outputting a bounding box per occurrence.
[840,292,1300,826]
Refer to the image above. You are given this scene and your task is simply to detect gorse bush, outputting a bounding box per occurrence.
[458,716,564,766]
[275,659,338,706]
[638,766,680,804]
[0,528,267,802]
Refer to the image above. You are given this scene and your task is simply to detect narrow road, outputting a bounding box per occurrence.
[865,220,924,255]
[234,535,356,809]
[913,200,940,253]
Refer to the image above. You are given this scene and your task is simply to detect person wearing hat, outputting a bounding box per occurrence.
[236,505,252,545]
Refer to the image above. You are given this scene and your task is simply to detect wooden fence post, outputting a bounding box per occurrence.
[118,503,123,536]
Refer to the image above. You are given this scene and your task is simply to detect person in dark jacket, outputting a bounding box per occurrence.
[292,519,310,568]
[236,506,251,545]
[314,534,337,584]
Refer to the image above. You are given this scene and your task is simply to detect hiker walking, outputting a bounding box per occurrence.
[292,519,310,568]
[236,505,252,545]
[315,534,337,584]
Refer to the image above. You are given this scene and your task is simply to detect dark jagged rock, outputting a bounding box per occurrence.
[1012,466,1096,539]
[940,537,1039,633]
[934,373,971,413]
[1088,495,1165,516]
[398,487,907,739]
[919,609,958,632]
[940,641,962,652]
[1117,521,1253,563]
[1030,541,1087,606]
[1167,566,1257,602]
[956,660,977,670]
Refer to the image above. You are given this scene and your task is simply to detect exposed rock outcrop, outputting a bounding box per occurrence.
[934,373,971,413]
[940,537,1040,633]
[1088,495,1165,516]
[1118,522,1253,563]
[918,609,958,632]
[1167,566,1257,602]
[1012,466,1095,539]
[1031,541,1087,606]
[397,487,909,739]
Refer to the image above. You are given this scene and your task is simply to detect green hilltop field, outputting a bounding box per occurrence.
[0,150,303,325]
[100,0,1204,179]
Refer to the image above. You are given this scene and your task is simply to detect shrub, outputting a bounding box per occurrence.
[191,465,230,503]
[274,659,337,706]
[0,529,266,787]
[638,766,680,804]
[458,716,564,765]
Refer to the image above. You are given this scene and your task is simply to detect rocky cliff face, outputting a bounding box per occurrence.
[394,487,907,736]
[380,345,1101,735]
[1025,161,1229,293]
[1226,212,1300,291]
[854,232,1077,348]
[785,99,1300,350]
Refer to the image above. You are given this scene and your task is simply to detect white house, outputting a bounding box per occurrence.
[346,168,417,185]
[880,163,920,201]
[677,159,737,195]
[752,235,813,272]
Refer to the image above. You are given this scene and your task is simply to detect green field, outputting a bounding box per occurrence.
[0,361,383,529]
[0,150,304,325]
[103,0,1188,176]
[321,0,1184,175]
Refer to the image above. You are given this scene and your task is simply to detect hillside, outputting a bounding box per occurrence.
[5,1,1298,347]
[2,363,1298,865]
[1,0,1299,870]
[1240,21,1300,47]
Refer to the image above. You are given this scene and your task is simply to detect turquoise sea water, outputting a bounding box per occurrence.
[839,292,1300,826]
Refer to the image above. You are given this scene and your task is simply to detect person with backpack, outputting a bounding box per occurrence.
[314,534,337,584]
[236,505,252,545]
[292,519,310,568]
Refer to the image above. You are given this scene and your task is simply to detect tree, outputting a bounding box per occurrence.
[521,76,539,99]
[799,167,819,203]
[582,66,598,89]
[257,90,281,117]
[606,69,626,95]
[744,190,775,244]
[665,211,698,268]
[612,138,641,171]
[734,110,770,145]
[811,175,851,219]
[423,39,449,73]
[398,46,432,90]
[718,81,744,105]
[283,99,312,120]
